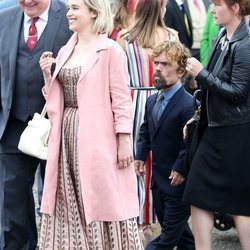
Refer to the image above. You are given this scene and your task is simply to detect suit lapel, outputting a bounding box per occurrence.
[50,36,76,84]
[153,87,184,136]
[212,42,229,76]
[207,21,247,75]
[50,34,108,85]
[44,0,62,52]
[171,0,192,39]
[77,53,99,82]
[78,34,108,82]
[206,35,220,70]
[183,0,192,38]
[172,0,186,31]
[207,27,230,69]
[206,29,229,76]
[9,10,23,88]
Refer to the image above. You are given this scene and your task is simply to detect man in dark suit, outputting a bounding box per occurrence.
[164,0,198,95]
[0,0,72,249]
[164,0,210,94]
[164,0,193,50]
[135,40,195,250]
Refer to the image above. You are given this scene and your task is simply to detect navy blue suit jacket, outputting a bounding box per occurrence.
[136,86,194,197]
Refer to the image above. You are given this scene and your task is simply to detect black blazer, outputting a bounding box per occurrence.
[197,20,250,127]
[136,86,194,197]
[0,0,72,140]
[164,0,193,49]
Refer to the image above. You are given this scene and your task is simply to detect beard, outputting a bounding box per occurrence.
[153,73,167,90]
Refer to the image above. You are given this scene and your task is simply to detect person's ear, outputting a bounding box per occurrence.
[177,68,185,78]
[231,3,240,16]
[91,10,97,20]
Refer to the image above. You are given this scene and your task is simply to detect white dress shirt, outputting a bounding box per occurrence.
[23,4,50,42]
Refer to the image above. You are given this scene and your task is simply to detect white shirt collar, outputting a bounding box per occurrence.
[175,0,184,6]
[23,3,50,23]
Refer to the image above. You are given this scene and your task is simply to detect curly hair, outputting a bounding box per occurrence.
[151,40,191,76]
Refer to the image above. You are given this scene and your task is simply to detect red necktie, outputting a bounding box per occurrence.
[26,17,39,52]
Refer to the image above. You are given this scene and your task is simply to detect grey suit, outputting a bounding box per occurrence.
[0,1,72,249]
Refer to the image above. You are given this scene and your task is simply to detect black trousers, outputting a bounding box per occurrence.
[146,187,195,250]
[0,117,41,250]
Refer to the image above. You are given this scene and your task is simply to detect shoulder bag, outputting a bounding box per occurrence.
[184,89,202,171]
[18,105,51,160]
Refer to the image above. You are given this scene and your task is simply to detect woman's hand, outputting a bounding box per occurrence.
[186,57,204,78]
[117,133,134,169]
[39,51,56,86]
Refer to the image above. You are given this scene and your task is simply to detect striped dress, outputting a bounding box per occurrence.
[125,30,177,225]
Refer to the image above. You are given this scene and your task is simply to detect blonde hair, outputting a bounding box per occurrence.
[112,0,131,30]
[126,0,166,48]
[84,0,114,34]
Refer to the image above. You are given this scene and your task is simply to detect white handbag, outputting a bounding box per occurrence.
[18,105,51,160]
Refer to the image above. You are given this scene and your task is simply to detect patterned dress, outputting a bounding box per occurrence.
[39,67,143,250]
[126,30,177,225]
[126,40,156,225]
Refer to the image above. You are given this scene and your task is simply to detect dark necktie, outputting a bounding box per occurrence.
[152,93,164,126]
[180,4,190,36]
[26,17,39,52]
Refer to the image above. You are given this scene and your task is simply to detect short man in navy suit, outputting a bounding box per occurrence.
[135,40,195,250]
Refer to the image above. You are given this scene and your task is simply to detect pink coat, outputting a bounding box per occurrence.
[41,33,139,224]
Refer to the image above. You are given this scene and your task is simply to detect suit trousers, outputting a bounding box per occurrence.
[0,116,40,250]
[36,162,45,217]
[145,187,195,250]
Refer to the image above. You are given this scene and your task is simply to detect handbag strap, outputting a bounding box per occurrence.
[192,89,202,120]
[193,89,202,111]
[40,105,47,117]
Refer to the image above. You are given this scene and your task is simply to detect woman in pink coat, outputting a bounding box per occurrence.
[38,0,142,248]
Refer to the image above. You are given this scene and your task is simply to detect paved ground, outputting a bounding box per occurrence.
[34,172,241,249]
[146,223,241,249]
[211,228,240,250]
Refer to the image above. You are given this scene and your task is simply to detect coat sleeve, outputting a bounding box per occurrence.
[108,42,133,134]
[135,100,152,162]
[196,38,250,105]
